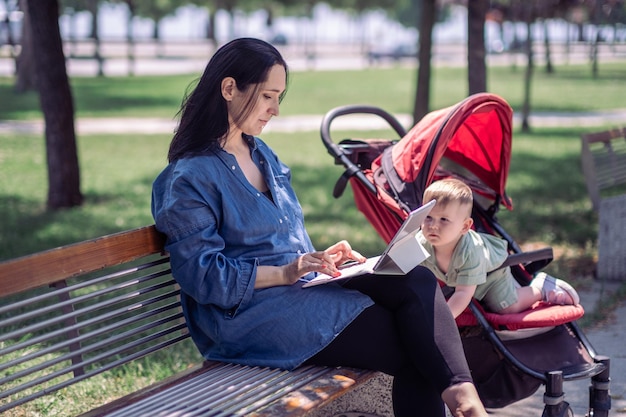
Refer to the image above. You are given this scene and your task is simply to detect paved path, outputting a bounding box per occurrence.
[1,108,626,136]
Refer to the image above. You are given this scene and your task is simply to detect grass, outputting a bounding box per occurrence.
[0,126,610,272]
[1,62,625,120]
[1,124,621,415]
[2,62,626,415]
[1,337,203,417]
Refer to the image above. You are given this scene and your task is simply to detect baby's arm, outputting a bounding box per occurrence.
[447,284,477,318]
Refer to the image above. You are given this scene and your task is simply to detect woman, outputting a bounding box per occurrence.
[151,37,487,417]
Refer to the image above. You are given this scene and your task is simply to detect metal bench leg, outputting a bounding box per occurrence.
[588,356,611,417]
[542,371,573,417]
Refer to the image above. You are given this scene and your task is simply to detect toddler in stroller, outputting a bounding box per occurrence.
[418,178,580,319]
[319,93,611,416]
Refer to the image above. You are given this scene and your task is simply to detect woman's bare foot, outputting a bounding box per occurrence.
[441,382,488,417]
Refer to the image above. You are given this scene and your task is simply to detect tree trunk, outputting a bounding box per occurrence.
[543,19,553,73]
[591,26,599,78]
[207,8,216,46]
[126,0,136,76]
[413,0,435,124]
[565,19,571,65]
[2,0,18,74]
[25,0,83,210]
[590,1,604,78]
[521,8,534,133]
[577,22,584,42]
[15,0,36,92]
[87,0,104,76]
[467,0,488,95]
[153,20,165,58]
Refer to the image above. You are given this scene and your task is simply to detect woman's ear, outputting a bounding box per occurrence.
[221,77,236,101]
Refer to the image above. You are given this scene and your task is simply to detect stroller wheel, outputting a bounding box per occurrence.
[541,401,574,417]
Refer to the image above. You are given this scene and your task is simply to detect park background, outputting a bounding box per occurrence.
[1,1,626,416]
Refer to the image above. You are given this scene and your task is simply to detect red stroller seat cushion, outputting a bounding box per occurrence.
[456,301,585,330]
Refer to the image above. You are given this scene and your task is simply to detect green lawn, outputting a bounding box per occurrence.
[0,126,606,271]
[0,123,620,416]
[2,62,626,416]
[2,63,625,270]
[1,62,625,120]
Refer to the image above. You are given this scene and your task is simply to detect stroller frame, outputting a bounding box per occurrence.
[319,99,611,417]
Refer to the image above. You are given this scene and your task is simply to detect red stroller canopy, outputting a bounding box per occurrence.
[374,93,514,215]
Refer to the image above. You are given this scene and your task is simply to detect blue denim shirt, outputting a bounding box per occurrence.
[151,135,373,370]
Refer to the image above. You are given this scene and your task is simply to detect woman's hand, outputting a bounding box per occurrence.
[255,241,366,288]
[289,240,365,282]
[323,240,366,269]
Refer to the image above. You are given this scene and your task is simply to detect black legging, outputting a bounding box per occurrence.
[305,266,472,417]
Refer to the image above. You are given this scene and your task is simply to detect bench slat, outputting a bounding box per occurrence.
[0,225,166,295]
[80,361,376,417]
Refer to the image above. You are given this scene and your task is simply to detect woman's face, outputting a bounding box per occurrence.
[229,64,286,137]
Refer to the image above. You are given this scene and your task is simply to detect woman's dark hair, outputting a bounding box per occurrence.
[168,38,289,162]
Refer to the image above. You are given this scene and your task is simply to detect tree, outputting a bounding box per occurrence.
[467,0,488,94]
[25,0,83,209]
[413,0,436,123]
[190,0,246,45]
[335,0,397,52]
[125,0,136,76]
[186,0,216,44]
[15,0,36,91]
[62,0,90,59]
[520,1,534,133]
[85,0,104,76]
[111,0,138,76]
[132,0,189,55]
[541,17,554,73]
[2,0,19,75]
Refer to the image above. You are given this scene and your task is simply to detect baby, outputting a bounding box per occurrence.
[417,178,579,318]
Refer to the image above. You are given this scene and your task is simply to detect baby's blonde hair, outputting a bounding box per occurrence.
[423,178,473,216]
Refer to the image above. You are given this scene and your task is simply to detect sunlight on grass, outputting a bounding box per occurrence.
[2,61,625,414]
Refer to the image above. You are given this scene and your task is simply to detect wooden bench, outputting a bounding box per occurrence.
[581,127,626,212]
[0,226,382,417]
[580,127,626,280]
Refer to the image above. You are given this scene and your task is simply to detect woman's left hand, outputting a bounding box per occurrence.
[323,240,366,269]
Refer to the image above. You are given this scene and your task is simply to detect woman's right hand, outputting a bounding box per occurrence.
[283,241,366,283]
[282,250,342,285]
[256,242,365,288]
[323,240,366,268]
[254,251,340,288]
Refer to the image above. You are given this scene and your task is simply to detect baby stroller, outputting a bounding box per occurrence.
[319,93,611,417]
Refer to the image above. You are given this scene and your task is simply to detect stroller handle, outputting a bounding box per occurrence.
[320,105,408,197]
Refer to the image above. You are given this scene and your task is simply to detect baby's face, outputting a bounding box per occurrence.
[421,201,472,248]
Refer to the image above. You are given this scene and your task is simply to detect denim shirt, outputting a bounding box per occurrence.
[151,135,373,370]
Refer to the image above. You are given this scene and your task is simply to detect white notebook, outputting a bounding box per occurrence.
[302,199,434,288]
